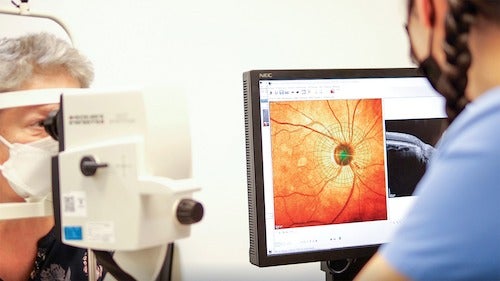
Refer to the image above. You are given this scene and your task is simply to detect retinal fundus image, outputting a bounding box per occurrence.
[270,99,387,229]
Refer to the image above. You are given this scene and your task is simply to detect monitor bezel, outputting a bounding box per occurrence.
[244,68,426,267]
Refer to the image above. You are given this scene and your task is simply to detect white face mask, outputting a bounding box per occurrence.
[0,135,59,201]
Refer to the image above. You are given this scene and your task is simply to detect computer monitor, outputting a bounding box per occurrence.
[243,68,448,267]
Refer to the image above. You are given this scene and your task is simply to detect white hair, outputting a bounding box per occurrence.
[0,32,94,92]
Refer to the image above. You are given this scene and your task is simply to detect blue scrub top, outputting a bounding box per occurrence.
[381,87,500,280]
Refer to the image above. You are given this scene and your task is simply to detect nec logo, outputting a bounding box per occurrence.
[259,73,273,78]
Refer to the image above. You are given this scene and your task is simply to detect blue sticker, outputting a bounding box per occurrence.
[64,226,83,240]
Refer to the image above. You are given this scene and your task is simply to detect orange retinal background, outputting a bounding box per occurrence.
[270,99,387,229]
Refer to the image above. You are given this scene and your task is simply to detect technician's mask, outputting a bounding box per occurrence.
[0,135,58,201]
[410,42,443,93]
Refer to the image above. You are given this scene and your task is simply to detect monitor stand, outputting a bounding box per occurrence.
[320,256,371,281]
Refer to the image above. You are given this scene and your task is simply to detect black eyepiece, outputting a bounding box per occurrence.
[41,110,60,141]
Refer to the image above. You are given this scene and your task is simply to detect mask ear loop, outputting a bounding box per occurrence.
[0,135,13,149]
[0,136,13,171]
[416,0,444,93]
[406,0,437,65]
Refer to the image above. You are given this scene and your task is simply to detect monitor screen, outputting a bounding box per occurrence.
[243,68,448,267]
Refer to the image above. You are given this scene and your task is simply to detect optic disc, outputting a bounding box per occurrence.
[333,143,354,166]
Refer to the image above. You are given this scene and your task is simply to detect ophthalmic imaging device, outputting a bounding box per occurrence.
[0,3,203,280]
[48,88,203,281]
[0,88,204,281]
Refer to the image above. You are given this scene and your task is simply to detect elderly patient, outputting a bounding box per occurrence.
[0,33,105,281]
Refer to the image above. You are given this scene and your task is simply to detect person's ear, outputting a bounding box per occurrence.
[415,0,436,27]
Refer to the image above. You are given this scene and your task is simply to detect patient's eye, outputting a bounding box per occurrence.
[25,117,49,137]
[26,105,58,137]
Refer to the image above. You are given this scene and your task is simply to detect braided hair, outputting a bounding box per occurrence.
[408,0,500,123]
[441,0,500,123]
[440,0,476,123]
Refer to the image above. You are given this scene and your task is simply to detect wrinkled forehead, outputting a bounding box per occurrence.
[0,89,62,110]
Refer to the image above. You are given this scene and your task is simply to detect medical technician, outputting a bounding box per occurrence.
[0,33,105,281]
[356,0,500,280]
